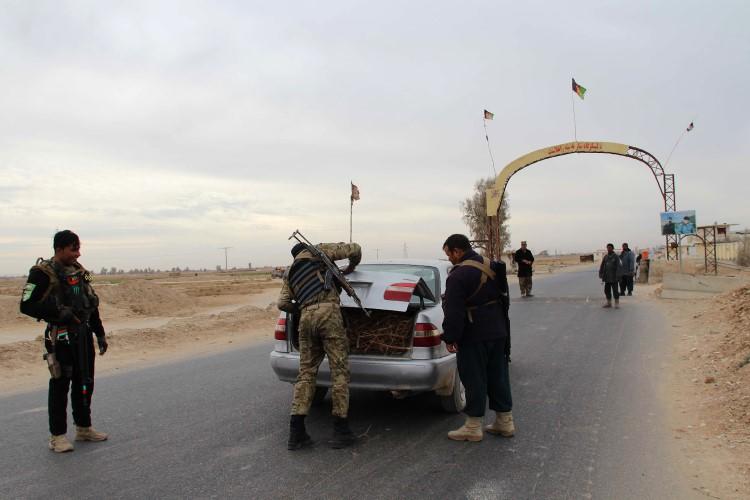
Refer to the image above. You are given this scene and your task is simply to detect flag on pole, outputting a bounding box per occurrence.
[571,78,587,100]
[686,122,694,132]
[483,109,494,120]
[351,182,360,201]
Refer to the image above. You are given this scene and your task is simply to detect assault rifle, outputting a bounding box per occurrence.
[288,230,371,318]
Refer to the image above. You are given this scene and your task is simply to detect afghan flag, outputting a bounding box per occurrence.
[351,182,360,201]
[572,78,586,100]
[483,109,494,120]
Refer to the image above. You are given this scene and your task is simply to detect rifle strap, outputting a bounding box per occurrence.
[457,257,496,304]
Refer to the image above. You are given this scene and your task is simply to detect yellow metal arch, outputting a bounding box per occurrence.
[485,140,678,259]
[486,141,672,212]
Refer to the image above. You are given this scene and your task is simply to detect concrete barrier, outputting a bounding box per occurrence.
[661,272,741,299]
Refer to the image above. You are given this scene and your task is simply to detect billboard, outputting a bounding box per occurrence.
[660,210,696,235]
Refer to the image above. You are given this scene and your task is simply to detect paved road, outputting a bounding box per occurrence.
[0,268,698,499]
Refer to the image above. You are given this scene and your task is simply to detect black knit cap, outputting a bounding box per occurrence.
[291,242,307,257]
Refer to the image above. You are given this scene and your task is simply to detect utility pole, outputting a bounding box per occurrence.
[219,247,232,270]
[375,248,380,261]
[403,243,408,258]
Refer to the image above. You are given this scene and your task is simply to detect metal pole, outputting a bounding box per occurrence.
[350,198,353,243]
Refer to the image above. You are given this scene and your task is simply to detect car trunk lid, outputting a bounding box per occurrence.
[339,271,436,312]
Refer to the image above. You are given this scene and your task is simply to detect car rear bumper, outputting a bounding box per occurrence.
[269,351,456,392]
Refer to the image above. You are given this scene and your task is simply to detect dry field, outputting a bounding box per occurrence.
[0,271,282,393]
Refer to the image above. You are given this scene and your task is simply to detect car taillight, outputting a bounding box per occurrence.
[384,282,416,302]
[413,322,441,347]
[274,318,287,340]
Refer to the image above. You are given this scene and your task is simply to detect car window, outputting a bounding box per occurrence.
[356,264,440,305]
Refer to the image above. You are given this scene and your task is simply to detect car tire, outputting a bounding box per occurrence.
[312,386,328,405]
[439,372,466,413]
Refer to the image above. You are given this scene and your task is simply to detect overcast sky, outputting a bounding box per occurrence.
[1,0,748,275]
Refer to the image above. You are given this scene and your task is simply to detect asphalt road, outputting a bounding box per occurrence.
[0,268,699,499]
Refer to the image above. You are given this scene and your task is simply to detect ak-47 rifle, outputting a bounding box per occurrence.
[288,230,370,318]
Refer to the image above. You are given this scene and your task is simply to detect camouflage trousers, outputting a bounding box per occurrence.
[519,276,533,296]
[291,302,350,418]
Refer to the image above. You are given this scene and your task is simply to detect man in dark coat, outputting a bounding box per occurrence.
[619,243,636,296]
[441,234,513,441]
[513,241,535,297]
[599,243,623,308]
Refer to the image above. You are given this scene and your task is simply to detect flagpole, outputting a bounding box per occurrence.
[664,131,685,169]
[571,90,578,144]
[664,119,694,168]
[483,118,496,177]
[349,184,353,243]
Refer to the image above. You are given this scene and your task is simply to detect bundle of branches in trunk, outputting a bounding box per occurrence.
[346,310,414,355]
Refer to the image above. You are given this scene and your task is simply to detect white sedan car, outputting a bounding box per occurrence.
[269,259,465,412]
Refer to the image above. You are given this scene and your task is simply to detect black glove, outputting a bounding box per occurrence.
[97,335,108,355]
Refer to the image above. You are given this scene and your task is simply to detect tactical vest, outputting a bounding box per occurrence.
[33,259,99,320]
[288,252,329,307]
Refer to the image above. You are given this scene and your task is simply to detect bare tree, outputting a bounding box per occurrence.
[460,177,510,255]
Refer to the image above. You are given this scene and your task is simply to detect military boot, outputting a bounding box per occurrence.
[614,298,620,309]
[447,416,483,442]
[330,416,356,449]
[485,411,515,437]
[603,300,612,308]
[75,426,108,442]
[287,414,313,450]
[49,434,74,453]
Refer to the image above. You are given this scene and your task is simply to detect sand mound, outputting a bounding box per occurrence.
[697,285,750,426]
[679,283,750,493]
[96,281,197,316]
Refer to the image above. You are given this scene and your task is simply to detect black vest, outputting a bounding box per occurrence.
[288,258,327,306]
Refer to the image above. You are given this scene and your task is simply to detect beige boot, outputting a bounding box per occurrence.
[447,416,483,442]
[48,434,74,453]
[485,411,515,437]
[602,300,612,308]
[614,299,620,309]
[75,426,108,442]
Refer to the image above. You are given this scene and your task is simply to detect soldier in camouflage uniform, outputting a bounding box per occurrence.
[278,241,361,450]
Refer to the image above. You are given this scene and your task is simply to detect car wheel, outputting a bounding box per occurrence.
[312,386,328,405]
[439,372,466,413]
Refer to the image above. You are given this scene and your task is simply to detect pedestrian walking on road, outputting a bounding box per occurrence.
[277,240,361,450]
[599,243,623,308]
[514,241,535,297]
[19,230,109,453]
[619,243,636,296]
[441,234,514,442]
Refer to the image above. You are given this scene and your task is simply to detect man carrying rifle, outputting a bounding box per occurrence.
[277,239,362,450]
[19,230,109,453]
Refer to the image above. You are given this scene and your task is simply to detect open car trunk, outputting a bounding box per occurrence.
[290,271,436,357]
[343,308,416,356]
[341,270,436,357]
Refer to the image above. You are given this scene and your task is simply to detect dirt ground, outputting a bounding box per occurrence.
[3,260,749,496]
[0,271,282,394]
[653,265,750,499]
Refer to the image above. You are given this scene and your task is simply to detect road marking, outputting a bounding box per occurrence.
[14,406,46,416]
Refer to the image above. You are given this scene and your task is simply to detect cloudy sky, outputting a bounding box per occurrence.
[1,0,748,275]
